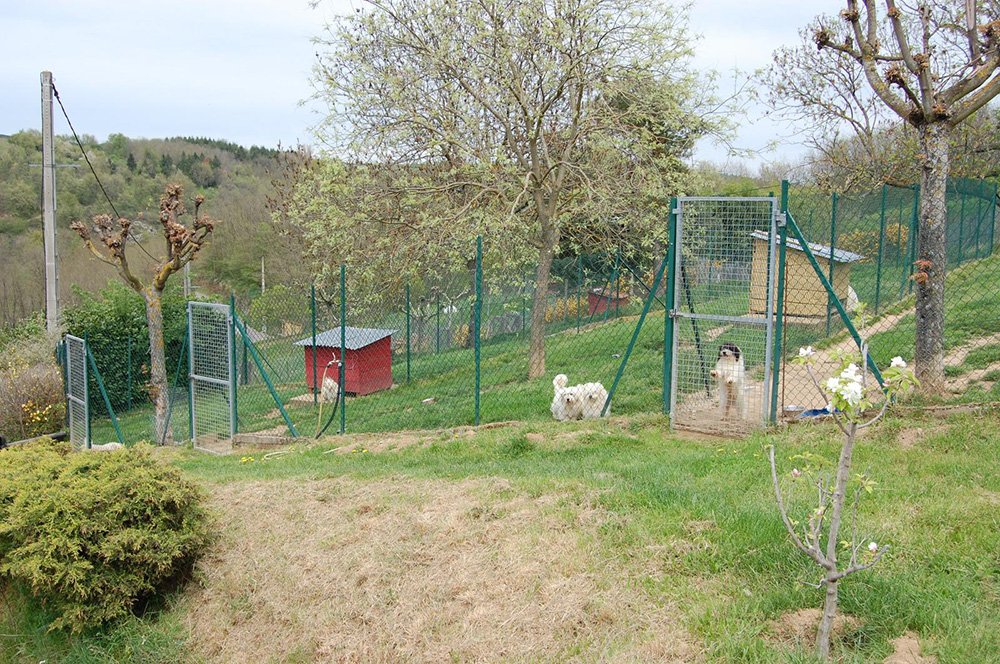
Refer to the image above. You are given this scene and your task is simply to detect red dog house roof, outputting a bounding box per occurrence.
[294,326,396,350]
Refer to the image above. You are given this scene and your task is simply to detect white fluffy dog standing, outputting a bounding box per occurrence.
[551,374,582,421]
[709,343,746,419]
[578,382,610,419]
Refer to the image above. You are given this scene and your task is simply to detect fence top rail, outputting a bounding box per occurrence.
[188,301,230,313]
[678,196,778,203]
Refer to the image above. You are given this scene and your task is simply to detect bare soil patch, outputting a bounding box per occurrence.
[183,477,698,662]
[767,608,860,648]
[884,632,937,663]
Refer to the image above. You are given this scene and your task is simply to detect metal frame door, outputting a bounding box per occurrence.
[64,334,90,449]
[669,197,779,434]
[188,302,235,452]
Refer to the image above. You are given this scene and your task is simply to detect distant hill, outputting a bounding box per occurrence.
[0,132,308,327]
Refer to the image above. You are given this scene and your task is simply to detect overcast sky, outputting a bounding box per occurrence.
[0,0,826,170]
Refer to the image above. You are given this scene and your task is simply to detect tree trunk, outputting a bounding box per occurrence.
[915,123,950,393]
[528,242,556,379]
[816,578,839,660]
[144,286,172,444]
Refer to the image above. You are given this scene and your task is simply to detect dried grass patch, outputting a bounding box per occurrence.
[183,477,698,662]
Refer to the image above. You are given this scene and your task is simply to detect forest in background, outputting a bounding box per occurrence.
[0,131,310,327]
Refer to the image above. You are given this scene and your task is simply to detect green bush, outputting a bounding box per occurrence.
[0,439,212,632]
[61,281,188,412]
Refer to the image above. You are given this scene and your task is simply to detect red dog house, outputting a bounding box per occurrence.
[587,288,630,316]
[295,326,395,396]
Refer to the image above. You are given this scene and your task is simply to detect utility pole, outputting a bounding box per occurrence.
[41,71,60,335]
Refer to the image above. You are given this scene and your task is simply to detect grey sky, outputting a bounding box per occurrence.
[0,0,830,169]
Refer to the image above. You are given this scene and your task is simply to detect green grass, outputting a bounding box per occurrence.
[10,411,1000,661]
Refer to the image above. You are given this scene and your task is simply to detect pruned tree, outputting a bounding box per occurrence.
[768,1,1000,392]
[302,0,713,378]
[71,184,215,443]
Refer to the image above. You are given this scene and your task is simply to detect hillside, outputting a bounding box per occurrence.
[0,131,308,327]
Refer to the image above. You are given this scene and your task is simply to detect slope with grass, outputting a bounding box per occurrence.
[5,411,999,662]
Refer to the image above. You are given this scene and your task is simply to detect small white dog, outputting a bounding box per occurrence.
[578,382,610,419]
[321,376,340,403]
[709,343,746,419]
[551,374,582,421]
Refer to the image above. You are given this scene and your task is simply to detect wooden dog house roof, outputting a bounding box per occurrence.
[749,230,864,264]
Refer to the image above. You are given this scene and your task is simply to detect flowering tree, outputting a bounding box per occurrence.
[769,344,916,660]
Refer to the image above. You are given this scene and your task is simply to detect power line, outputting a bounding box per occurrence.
[50,82,159,263]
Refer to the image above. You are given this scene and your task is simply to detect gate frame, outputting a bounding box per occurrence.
[666,196,780,432]
[64,334,90,449]
[187,301,235,452]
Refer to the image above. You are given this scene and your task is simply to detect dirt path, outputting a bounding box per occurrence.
[182,477,699,663]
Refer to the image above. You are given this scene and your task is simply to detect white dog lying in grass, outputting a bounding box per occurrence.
[551,375,609,421]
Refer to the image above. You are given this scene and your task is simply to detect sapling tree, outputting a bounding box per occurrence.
[769,339,916,660]
[71,184,215,444]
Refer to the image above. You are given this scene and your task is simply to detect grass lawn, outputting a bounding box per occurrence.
[4,410,998,662]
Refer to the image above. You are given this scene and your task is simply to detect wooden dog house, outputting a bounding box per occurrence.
[587,288,630,316]
[749,230,863,318]
[295,326,396,396]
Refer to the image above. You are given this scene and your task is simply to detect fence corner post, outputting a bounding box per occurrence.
[405,283,411,383]
[229,293,238,435]
[474,236,482,426]
[340,265,347,435]
[663,197,678,418]
[311,282,318,407]
[770,181,789,424]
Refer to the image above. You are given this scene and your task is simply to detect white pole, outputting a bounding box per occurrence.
[41,71,60,335]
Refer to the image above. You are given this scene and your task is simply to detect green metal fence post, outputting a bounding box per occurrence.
[576,254,583,333]
[229,293,238,434]
[974,190,984,259]
[436,292,441,353]
[405,283,411,383]
[603,251,621,325]
[663,197,678,416]
[339,265,346,435]
[875,184,887,314]
[614,248,622,319]
[474,236,482,426]
[908,185,920,294]
[770,181,790,423]
[311,283,318,406]
[125,334,133,411]
[86,345,125,445]
[826,192,838,336]
[991,183,999,256]
[957,186,965,264]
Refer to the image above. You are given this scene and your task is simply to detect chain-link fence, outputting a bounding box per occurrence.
[778,178,1000,415]
[67,177,999,445]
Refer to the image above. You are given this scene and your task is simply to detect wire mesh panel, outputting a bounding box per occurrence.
[670,197,777,435]
[65,335,89,449]
[188,302,234,452]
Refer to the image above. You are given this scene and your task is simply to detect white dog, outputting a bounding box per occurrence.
[321,376,340,403]
[551,374,583,421]
[709,343,746,419]
[578,382,610,419]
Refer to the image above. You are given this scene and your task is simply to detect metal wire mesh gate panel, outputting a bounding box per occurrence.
[64,334,89,449]
[669,197,778,435]
[188,302,235,452]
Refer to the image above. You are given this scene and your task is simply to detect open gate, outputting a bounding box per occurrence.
[667,197,779,435]
[64,334,89,449]
[188,302,235,452]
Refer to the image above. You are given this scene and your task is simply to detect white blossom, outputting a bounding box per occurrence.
[799,346,815,358]
[840,381,864,406]
[791,468,802,478]
[840,363,861,382]
[868,541,878,553]
[826,377,841,392]
[890,356,907,369]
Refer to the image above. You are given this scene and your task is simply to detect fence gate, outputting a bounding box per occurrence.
[64,334,89,449]
[188,302,235,452]
[668,197,779,435]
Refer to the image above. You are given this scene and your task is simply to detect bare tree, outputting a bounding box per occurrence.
[72,184,215,443]
[769,1,1000,392]
[305,0,712,378]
